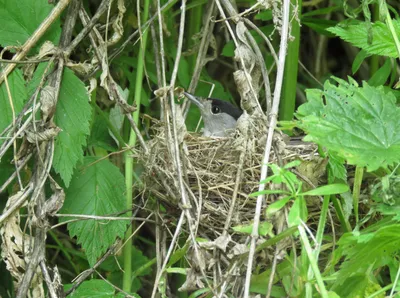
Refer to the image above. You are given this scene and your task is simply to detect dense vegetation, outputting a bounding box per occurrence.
[0,0,400,297]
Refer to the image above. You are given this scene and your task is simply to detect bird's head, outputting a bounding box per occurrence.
[184,92,243,137]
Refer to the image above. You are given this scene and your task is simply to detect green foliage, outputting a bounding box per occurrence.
[332,224,400,290]
[368,58,392,86]
[2,0,400,295]
[88,111,117,152]
[328,20,400,58]
[65,279,141,298]
[0,69,27,145]
[327,152,347,183]
[53,68,92,187]
[371,171,400,217]
[250,269,286,296]
[352,49,370,74]
[332,274,384,298]
[297,77,400,171]
[102,246,153,293]
[0,0,60,53]
[60,156,128,266]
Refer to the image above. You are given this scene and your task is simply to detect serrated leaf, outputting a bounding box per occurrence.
[328,20,400,58]
[53,68,91,186]
[60,156,127,267]
[0,1,60,53]
[0,69,27,145]
[297,78,400,171]
[334,224,400,285]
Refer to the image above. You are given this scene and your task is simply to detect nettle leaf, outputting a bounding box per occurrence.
[53,68,91,187]
[328,20,400,58]
[0,0,60,53]
[0,69,27,145]
[334,224,400,285]
[61,156,127,267]
[297,77,400,171]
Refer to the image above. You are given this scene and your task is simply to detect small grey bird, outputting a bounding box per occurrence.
[184,92,243,137]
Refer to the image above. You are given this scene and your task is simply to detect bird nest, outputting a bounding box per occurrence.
[139,114,320,240]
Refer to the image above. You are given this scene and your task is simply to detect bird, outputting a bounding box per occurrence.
[184,92,243,137]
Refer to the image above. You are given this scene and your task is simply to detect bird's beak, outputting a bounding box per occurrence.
[184,92,204,109]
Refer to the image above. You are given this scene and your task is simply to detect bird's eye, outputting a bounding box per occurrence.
[211,105,220,114]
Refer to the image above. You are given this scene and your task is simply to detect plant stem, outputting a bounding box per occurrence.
[279,0,302,125]
[353,166,364,224]
[385,7,400,59]
[187,2,203,71]
[298,224,329,297]
[123,0,150,293]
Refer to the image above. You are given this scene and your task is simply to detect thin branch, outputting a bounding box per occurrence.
[0,183,34,225]
[65,241,120,295]
[182,1,217,116]
[0,0,71,85]
[64,0,111,55]
[243,0,291,296]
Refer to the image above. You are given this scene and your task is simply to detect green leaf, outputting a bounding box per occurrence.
[302,6,341,17]
[255,10,272,21]
[368,58,392,86]
[288,197,307,227]
[60,156,128,267]
[104,246,152,293]
[27,62,53,97]
[297,78,400,171]
[328,20,400,58]
[302,18,337,37]
[0,151,16,193]
[222,40,235,57]
[65,279,115,298]
[0,0,60,53]
[266,196,291,216]
[334,224,400,286]
[178,57,190,89]
[250,269,286,295]
[327,151,347,182]
[53,68,92,187]
[232,221,273,236]
[352,49,370,74]
[0,69,27,145]
[301,184,349,196]
[283,160,302,169]
[88,112,116,152]
[167,243,189,267]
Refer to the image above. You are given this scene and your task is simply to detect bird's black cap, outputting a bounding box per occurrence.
[208,98,243,120]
